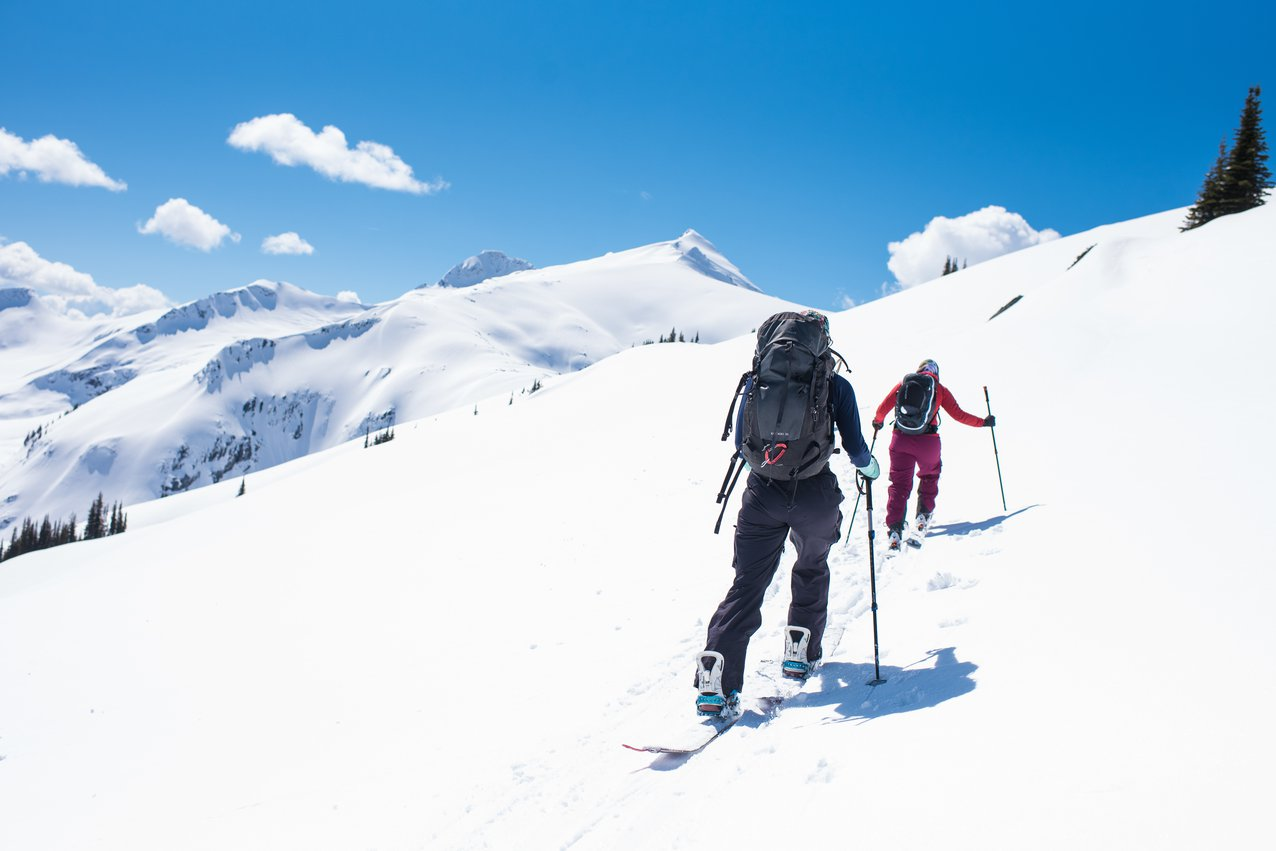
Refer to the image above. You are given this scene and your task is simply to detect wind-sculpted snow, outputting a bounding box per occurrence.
[135,284,280,343]
[303,317,379,349]
[676,244,756,290]
[195,338,278,393]
[31,364,139,407]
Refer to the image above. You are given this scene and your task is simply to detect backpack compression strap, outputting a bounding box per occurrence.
[720,371,751,441]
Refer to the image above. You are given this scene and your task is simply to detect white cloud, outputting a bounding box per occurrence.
[0,127,127,191]
[0,240,169,316]
[336,290,362,303]
[227,113,448,195]
[887,205,1060,288]
[138,198,240,251]
[262,232,315,255]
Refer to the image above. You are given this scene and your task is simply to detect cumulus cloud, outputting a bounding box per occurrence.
[262,231,315,255]
[138,198,240,251]
[887,205,1060,288]
[0,127,127,191]
[336,290,362,303]
[227,113,448,195]
[0,240,169,316]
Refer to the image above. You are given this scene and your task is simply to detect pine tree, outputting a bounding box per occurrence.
[1218,86,1272,215]
[84,492,106,540]
[1183,140,1232,231]
[1184,87,1272,230]
[237,478,246,497]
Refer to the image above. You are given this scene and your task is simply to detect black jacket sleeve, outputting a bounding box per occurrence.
[831,374,872,468]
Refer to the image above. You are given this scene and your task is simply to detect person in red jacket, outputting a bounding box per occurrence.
[872,359,995,550]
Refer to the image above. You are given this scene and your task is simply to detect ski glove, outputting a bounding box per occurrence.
[871,420,883,432]
[983,415,996,428]
[856,456,881,480]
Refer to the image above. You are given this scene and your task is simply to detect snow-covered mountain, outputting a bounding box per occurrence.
[0,232,799,531]
[433,249,535,287]
[1,201,1270,850]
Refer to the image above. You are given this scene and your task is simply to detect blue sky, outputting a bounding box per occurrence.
[1,0,1273,313]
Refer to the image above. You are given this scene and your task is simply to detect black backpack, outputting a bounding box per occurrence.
[893,372,938,434]
[714,312,841,532]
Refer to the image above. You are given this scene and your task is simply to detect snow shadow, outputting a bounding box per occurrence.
[787,646,978,724]
[929,504,1040,538]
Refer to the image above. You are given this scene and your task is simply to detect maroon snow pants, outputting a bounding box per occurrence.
[885,430,942,528]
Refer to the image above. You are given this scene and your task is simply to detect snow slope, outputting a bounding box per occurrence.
[1,204,1273,850]
[0,231,798,532]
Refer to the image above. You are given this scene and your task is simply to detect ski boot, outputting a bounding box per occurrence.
[695,651,740,719]
[886,522,904,552]
[915,511,933,535]
[781,626,819,679]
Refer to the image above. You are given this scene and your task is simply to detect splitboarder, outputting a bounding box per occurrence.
[698,311,879,717]
[871,359,995,552]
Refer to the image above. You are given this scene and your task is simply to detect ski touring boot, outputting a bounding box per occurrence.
[695,651,740,719]
[781,626,819,679]
[886,522,904,553]
[908,511,933,548]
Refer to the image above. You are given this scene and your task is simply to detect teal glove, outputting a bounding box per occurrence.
[856,456,880,480]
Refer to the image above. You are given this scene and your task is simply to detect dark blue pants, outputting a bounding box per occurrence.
[702,467,844,695]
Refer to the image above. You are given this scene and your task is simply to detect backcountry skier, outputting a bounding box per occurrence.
[871,359,994,551]
[696,311,879,717]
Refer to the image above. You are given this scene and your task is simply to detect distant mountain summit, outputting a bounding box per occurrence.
[435,250,535,287]
[667,229,759,292]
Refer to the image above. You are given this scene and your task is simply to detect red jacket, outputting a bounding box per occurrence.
[874,376,985,432]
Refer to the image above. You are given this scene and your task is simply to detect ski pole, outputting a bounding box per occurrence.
[859,472,886,685]
[842,427,880,548]
[984,386,1007,512]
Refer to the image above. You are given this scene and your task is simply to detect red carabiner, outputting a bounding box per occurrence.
[762,442,787,467]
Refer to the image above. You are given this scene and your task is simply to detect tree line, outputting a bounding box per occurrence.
[0,493,127,564]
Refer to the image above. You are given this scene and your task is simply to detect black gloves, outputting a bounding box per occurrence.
[871,420,883,432]
[983,415,996,428]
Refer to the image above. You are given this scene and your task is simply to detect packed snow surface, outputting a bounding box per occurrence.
[1,205,1273,849]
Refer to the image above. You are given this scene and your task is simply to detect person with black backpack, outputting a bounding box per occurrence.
[871,359,995,551]
[695,310,879,717]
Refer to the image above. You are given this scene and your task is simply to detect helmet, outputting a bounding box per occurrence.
[917,359,939,377]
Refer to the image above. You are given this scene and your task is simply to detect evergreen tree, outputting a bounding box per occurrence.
[1218,86,1272,214]
[237,478,246,497]
[1184,87,1272,230]
[1183,140,1232,231]
[84,492,106,540]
